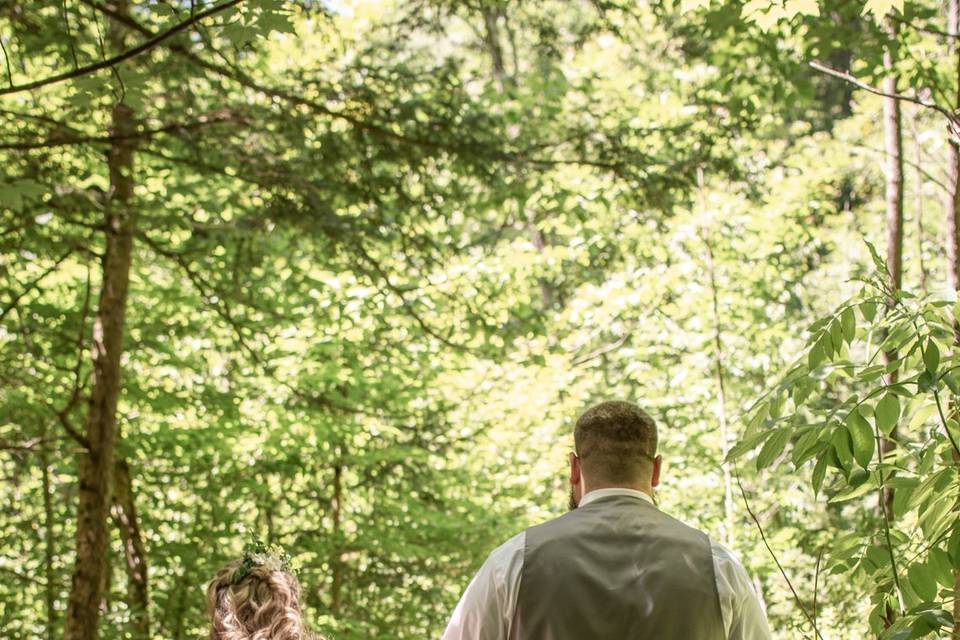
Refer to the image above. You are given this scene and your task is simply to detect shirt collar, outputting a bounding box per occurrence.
[579,487,654,507]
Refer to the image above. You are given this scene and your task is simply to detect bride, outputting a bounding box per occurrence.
[207,541,320,640]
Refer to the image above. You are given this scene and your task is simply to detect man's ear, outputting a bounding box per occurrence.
[651,455,662,488]
[570,452,581,487]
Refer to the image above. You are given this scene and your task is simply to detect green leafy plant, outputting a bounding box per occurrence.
[730,243,960,639]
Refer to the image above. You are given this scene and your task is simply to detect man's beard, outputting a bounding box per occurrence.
[568,486,578,511]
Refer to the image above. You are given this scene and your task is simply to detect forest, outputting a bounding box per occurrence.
[3,0,960,638]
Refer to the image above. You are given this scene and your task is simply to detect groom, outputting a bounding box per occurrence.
[442,400,771,639]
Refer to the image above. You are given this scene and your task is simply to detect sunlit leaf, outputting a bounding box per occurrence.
[845,411,875,468]
[756,428,791,470]
[875,394,901,435]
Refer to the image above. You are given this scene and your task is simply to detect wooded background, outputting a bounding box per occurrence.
[4,0,960,638]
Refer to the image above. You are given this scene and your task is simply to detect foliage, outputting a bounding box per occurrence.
[2,0,959,639]
[730,247,960,638]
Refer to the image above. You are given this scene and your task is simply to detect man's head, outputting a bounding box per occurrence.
[568,400,662,509]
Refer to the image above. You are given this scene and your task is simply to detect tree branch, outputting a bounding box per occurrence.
[75,0,489,154]
[0,36,13,88]
[0,109,249,150]
[0,565,47,587]
[0,436,52,453]
[0,250,73,325]
[572,329,632,366]
[0,0,244,96]
[809,60,956,123]
[891,15,959,40]
[76,0,641,173]
[139,231,396,419]
[736,469,825,640]
[352,240,476,354]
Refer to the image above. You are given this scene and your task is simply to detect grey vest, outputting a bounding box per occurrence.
[510,494,724,640]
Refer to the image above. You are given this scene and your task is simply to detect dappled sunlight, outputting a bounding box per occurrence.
[2,1,959,639]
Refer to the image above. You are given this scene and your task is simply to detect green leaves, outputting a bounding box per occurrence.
[806,306,862,372]
[875,394,901,435]
[862,0,905,19]
[840,306,857,342]
[756,428,791,470]
[257,10,296,34]
[0,178,47,211]
[731,273,960,636]
[922,340,940,376]
[845,411,875,469]
[812,454,827,496]
[727,427,775,462]
[831,425,853,472]
[907,562,938,603]
[808,338,826,370]
[680,0,712,12]
[828,469,873,503]
[907,405,938,432]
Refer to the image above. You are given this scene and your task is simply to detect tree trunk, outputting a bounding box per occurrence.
[63,3,137,638]
[879,16,903,526]
[948,0,960,298]
[111,458,149,639]
[945,1,960,637]
[704,233,735,548]
[171,503,202,640]
[330,460,344,616]
[909,113,928,293]
[40,422,57,640]
[877,18,904,628]
[258,476,276,545]
[525,205,556,310]
[482,6,506,91]
[480,6,554,311]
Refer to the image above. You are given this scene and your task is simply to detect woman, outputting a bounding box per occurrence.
[207,541,319,640]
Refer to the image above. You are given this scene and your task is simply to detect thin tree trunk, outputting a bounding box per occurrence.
[948,0,960,298]
[698,165,734,549]
[172,571,188,640]
[909,112,928,293]
[101,541,112,615]
[64,3,137,638]
[944,2,960,637]
[482,6,505,91]
[111,458,149,639]
[265,500,275,546]
[879,18,904,628]
[704,234,735,548]
[879,16,904,527]
[480,6,554,311]
[172,503,202,640]
[330,460,344,616]
[40,422,57,640]
[525,205,556,310]
[258,476,276,545]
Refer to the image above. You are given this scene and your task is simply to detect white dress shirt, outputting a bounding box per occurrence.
[442,488,772,640]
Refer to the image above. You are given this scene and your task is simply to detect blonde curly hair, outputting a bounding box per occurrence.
[207,555,319,640]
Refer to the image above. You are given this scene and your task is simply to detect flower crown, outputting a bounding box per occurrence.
[230,538,297,585]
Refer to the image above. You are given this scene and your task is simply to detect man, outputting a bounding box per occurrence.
[442,400,771,640]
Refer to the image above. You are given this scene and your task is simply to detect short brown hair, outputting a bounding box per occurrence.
[574,401,658,483]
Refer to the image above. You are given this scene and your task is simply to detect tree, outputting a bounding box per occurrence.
[6,1,959,638]
[63,4,138,637]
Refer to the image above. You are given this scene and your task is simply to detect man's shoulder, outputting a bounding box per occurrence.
[490,530,526,559]
[710,540,749,572]
[479,529,526,581]
[709,541,755,583]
